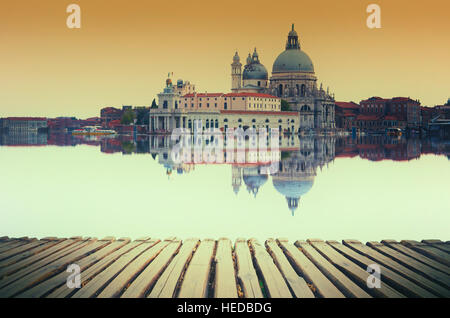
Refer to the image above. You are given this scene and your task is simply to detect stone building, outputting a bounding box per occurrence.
[231,24,336,131]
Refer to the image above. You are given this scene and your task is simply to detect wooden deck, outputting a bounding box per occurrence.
[0,236,449,298]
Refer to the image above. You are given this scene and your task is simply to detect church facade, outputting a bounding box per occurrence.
[231,25,336,131]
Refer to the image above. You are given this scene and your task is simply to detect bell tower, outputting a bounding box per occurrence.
[231,52,242,92]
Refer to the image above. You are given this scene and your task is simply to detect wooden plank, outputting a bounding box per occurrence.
[71,239,159,298]
[382,240,450,275]
[329,241,438,298]
[47,238,151,298]
[98,239,174,298]
[0,238,83,287]
[178,239,215,298]
[0,240,43,261]
[277,239,344,298]
[249,239,292,298]
[344,240,449,297]
[367,241,450,288]
[121,239,182,298]
[265,239,314,298]
[148,238,199,298]
[422,240,450,253]
[213,238,238,298]
[16,238,130,298]
[296,240,371,298]
[0,239,63,269]
[402,240,450,266]
[234,238,263,298]
[0,238,32,254]
[0,238,108,298]
[310,240,403,298]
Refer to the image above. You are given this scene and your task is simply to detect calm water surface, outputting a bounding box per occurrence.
[0,133,449,242]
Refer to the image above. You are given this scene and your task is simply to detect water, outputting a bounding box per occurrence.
[0,133,449,243]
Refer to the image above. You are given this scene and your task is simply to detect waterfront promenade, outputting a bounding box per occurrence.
[0,236,449,298]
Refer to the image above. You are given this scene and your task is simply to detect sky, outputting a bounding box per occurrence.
[1,0,449,118]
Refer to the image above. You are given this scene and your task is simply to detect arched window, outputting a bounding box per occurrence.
[252,119,256,123]
[238,118,242,123]
[224,118,228,123]
[301,84,306,97]
[296,84,300,96]
[265,119,270,123]
[300,105,311,112]
[215,119,219,128]
[278,84,283,96]
[206,119,209,128]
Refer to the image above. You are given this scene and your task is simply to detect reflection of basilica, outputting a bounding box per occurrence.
[231,137,335,215]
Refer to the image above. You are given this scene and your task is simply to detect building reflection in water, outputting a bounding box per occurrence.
[1,130,449,214]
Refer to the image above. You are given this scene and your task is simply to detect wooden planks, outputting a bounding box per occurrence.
[0,237,448,298]
[296,240,371,298]
[71,239,160,298]
[265,239,314,298]
[234,238,263,298]
[213,238,238,298]
[367,241,450,289]
[422,240,450,253]
[249,239,292,298]
[16,238,131,298]
[0,238,109,298]
[47,238,152,298]
[401,240,450,267]
[278,239,345,298]
[121,239,181,298]
[381,240,450,275]
[148,238,199,298]
[178,239,215,298]
[344,240,449,297]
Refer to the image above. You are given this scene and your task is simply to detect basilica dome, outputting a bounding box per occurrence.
[272,24,314,73]
[272,49,314,73]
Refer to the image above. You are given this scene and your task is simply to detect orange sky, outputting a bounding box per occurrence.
[1,0,449,118]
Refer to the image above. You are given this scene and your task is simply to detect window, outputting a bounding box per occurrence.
[224,102,227,110]
[163,101,168,109]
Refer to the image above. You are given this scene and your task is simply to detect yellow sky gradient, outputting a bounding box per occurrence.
[1,0,449,118]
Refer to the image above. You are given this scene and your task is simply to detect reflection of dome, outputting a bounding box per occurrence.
[243,63,268,80]
[272,179,313,198]
[272,178,314,215]
[243,167,268,197]
[272,50,314,73]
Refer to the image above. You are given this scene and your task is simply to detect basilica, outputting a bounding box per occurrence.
[231,24,336,130]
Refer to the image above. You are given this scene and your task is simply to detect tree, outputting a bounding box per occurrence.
[151,99,158,109]
[121,109,136,125]
[281,99,291,111]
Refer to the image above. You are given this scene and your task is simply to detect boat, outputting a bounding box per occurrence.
[72,126,116,136]
[386,127,402,136]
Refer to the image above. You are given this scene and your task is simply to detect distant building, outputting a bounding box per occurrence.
[0,117,47,133]
[334,102,360,129]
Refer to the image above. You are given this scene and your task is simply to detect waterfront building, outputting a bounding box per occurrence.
[149,76,296,134]
[0,117,47,133]
[334,102,360,130]
[149,25,335,134]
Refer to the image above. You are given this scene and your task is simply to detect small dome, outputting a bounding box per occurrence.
[243,63,268,80]
[272,49,314,73]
